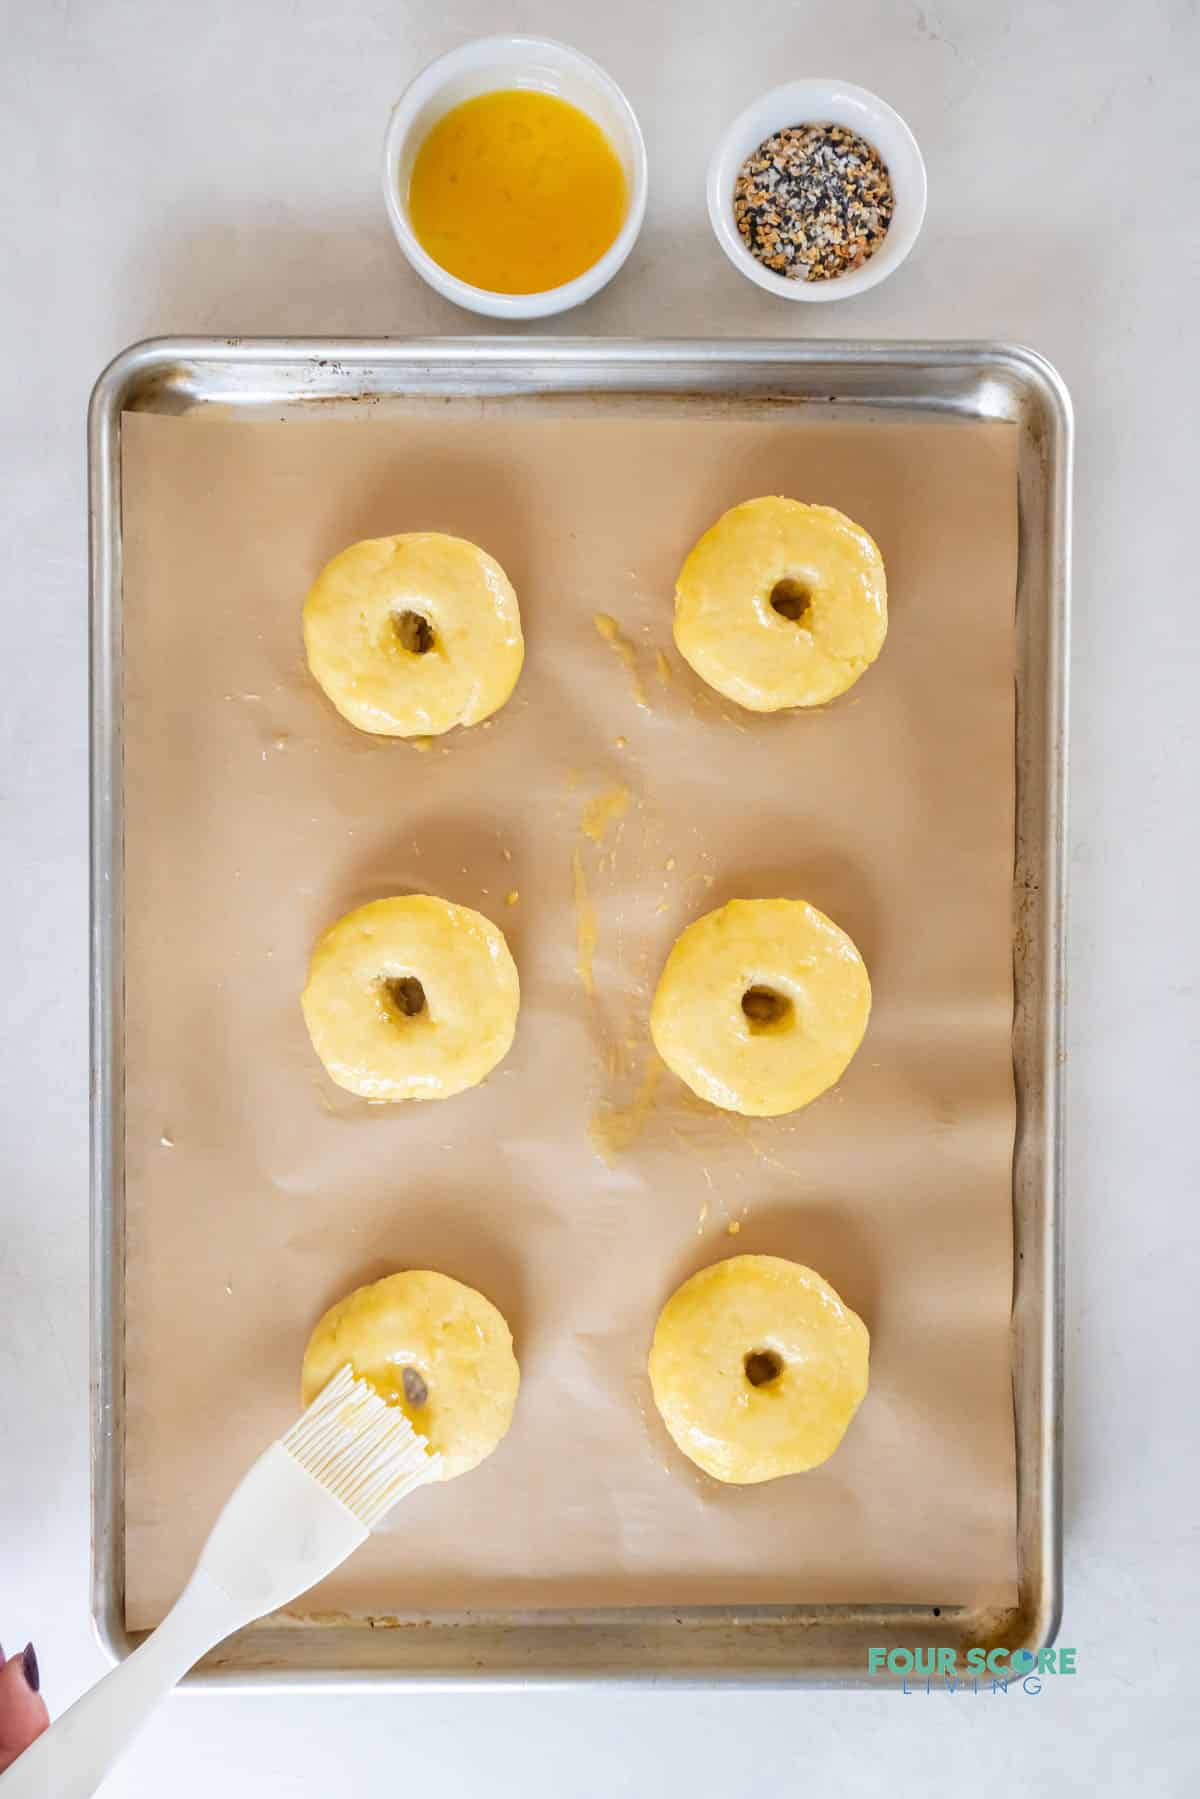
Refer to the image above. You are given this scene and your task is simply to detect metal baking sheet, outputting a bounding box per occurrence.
[89,338,1070,1687]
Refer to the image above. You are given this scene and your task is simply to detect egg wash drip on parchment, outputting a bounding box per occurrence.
[572,783,628,998]
[566,776,672,1171]
[592,608,747,731]
[593,612,650,711]
[589,1056,663,1164]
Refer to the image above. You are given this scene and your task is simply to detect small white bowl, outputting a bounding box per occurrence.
[383,35,648,320]
[707,79,927,302]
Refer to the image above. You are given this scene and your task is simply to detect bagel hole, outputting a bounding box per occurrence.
[393,609,435,655]
[401,1365,429,1407]
[383,974,427,1018]
[741,985,794,1033]
[744,1349,784,1388]
[770,578,812,624]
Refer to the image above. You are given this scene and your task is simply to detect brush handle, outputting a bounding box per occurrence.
[1,1444,368,1798]
[0,1570,239,1799]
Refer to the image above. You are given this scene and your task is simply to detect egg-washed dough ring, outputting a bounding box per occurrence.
[303,532,524,737]
[302,1270,520,1481]
[673,496,887,709]
[649,897,870,1117]
[301,895,519,1102]
[648,1254,869,1484]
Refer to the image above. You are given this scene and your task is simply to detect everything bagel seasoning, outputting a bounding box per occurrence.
[733,123,894,282]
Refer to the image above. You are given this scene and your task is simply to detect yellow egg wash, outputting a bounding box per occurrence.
[408,89,627,294]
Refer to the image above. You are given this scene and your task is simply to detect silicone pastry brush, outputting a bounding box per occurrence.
[1,1365,439,1798]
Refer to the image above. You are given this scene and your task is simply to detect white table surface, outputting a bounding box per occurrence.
[1,1,1196,1792]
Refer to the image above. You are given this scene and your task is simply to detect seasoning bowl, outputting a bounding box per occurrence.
[383,35,648,320]
[708,79,926,302]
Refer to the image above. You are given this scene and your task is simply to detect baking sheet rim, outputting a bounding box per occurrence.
[88,336,1070,1686]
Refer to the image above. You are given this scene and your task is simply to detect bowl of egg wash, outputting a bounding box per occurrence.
[384,36,647,319]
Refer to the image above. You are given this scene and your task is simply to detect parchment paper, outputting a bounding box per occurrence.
[121,399,1018,1629]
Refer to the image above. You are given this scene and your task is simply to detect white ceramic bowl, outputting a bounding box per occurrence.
[707,79,927,302]
[383,36,647,320]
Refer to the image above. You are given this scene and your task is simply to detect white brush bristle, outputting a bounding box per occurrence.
[283,1364,440,1526]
